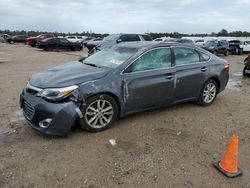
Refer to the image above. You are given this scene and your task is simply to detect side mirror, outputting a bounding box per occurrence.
[117,39,122,43]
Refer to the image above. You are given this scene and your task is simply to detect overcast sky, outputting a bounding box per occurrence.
[0,0,249,34]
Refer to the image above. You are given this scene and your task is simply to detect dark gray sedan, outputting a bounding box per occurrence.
[20,42,229,136]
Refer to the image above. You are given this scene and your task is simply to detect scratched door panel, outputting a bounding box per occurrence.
[123,67,175,113]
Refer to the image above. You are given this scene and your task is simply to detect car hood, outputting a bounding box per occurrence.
[29,61,110,88]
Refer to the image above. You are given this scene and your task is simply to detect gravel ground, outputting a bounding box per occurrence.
[0,43,250,188]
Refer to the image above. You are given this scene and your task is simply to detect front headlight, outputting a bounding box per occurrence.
[37,85,78,101]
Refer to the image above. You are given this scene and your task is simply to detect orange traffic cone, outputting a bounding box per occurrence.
[213,135,243,178]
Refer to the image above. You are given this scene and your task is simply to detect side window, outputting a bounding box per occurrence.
[199,52,210,61]
[119,35,129,42]
[130,48,172,72]
[60,38,68,43]
[174,48,200,65]
[127,34,140,41]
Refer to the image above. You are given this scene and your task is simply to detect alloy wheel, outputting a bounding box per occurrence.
[85,99,114,129]
[203,83,217,104]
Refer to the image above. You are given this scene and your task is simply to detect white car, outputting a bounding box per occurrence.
[242,41,250,52]
[195,39,205,47]
[65,36,87,43]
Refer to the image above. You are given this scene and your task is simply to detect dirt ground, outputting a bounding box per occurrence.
[0,43,250,188]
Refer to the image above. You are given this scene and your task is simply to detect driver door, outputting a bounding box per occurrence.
[122,48,175,113]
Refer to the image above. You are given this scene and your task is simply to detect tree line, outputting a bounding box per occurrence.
[1,29,250,39]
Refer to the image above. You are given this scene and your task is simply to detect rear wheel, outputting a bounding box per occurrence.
[81,94,118,132]
[224,50,229,56]
[197,79,218,106]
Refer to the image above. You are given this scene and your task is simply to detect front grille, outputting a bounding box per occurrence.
[23,101,35,120]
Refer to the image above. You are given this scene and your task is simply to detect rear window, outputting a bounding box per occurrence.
[77,36,82,39]
[141,35,152,41]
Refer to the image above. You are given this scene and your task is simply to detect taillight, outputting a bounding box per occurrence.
[224,63,229,69]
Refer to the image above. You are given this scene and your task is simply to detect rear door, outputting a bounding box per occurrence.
[123,47,175,112]
[173,47,209,102]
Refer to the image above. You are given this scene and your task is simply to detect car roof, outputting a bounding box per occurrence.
[115,41,198,50]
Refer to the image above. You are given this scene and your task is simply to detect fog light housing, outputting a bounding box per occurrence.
[39,118,52,128]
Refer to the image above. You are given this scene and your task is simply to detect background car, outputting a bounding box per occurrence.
[86,33,152,53]
[173,39,194,44]
[229,40,244,55]
[26,34,56,47]
[85,38,103,51]
[65,36,87,43]
[20,42,229,136]
[6,35,28,44]
[0,34,11,43]
[242,41,250,53]
[203,40,229,56]
[194,39,205,47]
[37,37,83,51]
[82,37,95,47]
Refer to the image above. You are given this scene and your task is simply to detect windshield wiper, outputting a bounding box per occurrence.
[83,62,100,68]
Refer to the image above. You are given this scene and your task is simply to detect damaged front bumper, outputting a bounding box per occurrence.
[20,90,83,136]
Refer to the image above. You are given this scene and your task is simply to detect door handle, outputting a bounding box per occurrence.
[165,74,174,79]
[201,67,207,72]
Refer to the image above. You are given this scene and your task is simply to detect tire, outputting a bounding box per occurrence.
[31,41,36,47]
[45,46,52,51]
[224,50,229,56]
[243,66,250,76]
[239,48,243,55]
[197,79,218,106]
[80,94,118,132]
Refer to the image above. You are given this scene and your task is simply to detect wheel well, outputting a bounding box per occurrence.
[209,77,220,91]
[85,92,121,116]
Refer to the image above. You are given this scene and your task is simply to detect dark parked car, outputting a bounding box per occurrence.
[203,40,229,56]
[37,38,83,51]
[173,39,194,44]
[87,33,152,53]
[228,40,244,55]
[85,38,103,51]
[82,37,95,46]
[6,35,28,44]
[20,42,229,136]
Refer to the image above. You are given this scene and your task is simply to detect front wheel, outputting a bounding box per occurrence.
[81,94,118,132]
[224,50,229,56]
[197,79,218,106]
